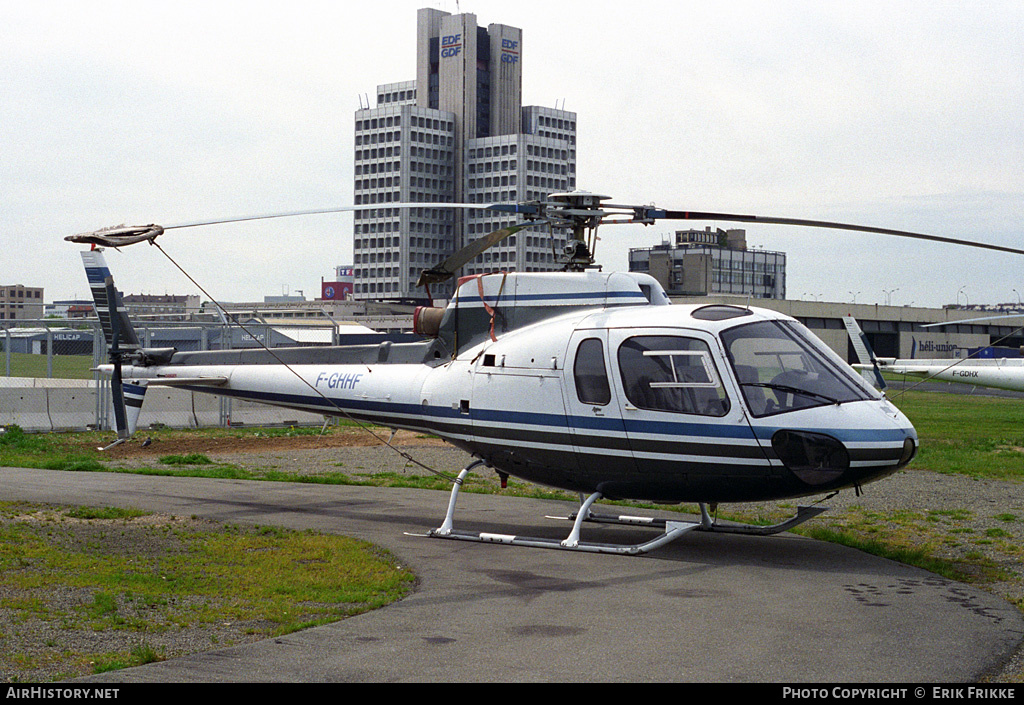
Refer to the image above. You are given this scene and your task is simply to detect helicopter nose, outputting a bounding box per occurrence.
[770,427,917,489]
[771,430,849,486]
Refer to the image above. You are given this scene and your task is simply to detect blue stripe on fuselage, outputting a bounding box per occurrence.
[454,291,647,306]
[181,385,906,445]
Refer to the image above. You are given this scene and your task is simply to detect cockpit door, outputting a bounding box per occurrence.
[563,330,639,482]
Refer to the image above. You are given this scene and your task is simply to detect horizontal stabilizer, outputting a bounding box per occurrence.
[147,377,229,387]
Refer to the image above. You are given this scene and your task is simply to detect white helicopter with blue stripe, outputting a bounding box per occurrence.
[67,191,1023,554]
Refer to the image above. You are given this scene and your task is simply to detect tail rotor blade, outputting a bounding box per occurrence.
[103,275,130,440]
[109,356,129,440]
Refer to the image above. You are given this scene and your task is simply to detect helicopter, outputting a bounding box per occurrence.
[67,191,1024,555]
[845,314,1024,394]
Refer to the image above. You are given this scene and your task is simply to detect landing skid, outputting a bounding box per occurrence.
[411,461,699,556]
[411,461,830,554]
[411,463,700,557]
[560,502,829,537]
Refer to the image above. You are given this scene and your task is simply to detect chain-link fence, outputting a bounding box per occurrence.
[0,319,338,432]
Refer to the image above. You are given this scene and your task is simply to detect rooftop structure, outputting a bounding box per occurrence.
[629,227,786,300]
[0,285,44,321]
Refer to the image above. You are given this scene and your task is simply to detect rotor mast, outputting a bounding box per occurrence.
[545,191,614,270]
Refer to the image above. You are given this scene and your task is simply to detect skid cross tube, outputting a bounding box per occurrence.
[431,460,485,537]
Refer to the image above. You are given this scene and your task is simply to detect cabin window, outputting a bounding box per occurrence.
[573,338,612,405]
[617,336,730,417]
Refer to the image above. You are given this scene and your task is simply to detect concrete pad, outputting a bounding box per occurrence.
[0,467,1020,682]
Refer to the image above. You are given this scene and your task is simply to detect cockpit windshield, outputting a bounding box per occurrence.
[720,319,881,417]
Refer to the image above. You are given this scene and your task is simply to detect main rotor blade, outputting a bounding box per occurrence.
[65,224,165,247]
[418,221,544,287]
[165,202,540,230]
[922,313,1024,328]
[67,202,541,249]
[637,209,1024,257]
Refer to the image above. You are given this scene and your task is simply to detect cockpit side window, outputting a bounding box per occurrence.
[617,335,730,417]
[574,337,612,405]
[720,320,879,417]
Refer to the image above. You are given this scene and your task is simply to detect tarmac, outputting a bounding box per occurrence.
[1,466,1022,683]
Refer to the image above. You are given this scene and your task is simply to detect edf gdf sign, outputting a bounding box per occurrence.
[501,38,519,63]
[441,34,461,57]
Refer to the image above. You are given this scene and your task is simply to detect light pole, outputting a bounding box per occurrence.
[883,288,899,306]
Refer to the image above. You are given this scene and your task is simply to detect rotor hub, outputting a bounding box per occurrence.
[543,191,612,270]
[547,190,612,209]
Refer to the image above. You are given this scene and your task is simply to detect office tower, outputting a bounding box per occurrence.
[353,8,577,300]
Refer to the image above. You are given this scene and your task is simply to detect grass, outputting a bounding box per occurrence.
[798,523,1005,583]
[793,506,1010,585]
[159,453,214,465]
[0,425,105,473]
[0,424,571,498]
[884,390,1024,480]
[1,352,95,380]
[0,500,415,681]
[93,644,165,674]
[65,506,148,521]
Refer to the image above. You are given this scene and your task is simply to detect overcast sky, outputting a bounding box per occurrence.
[3,0,1022,309]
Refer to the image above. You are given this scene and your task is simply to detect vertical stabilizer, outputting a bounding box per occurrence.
[843,315,887,390]
[80,249,147,444]
[81,250,140,350]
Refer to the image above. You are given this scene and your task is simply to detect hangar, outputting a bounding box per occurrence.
[2,328,95,355]
[670,295,1024,363]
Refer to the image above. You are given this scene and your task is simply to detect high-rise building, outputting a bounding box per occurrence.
[353,8,577,300]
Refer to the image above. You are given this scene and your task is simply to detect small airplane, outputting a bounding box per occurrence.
[69,191,1023,554]
[845,315,1024,394]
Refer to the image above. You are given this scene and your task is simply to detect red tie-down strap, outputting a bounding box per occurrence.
[458,271,508,342]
